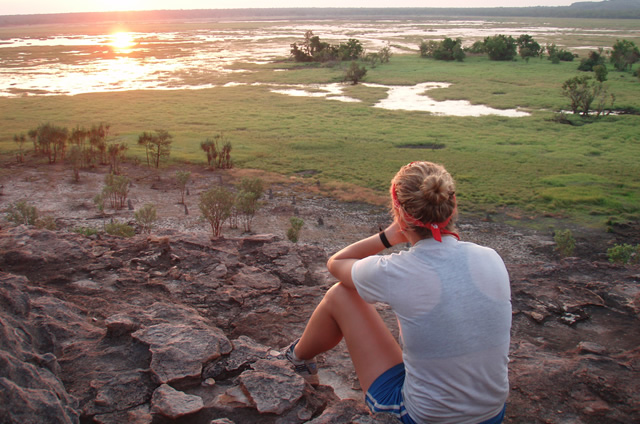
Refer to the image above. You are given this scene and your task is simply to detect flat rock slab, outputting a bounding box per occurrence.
[151,384,203,419]
[133,323,231,384]
[239,359,306,415]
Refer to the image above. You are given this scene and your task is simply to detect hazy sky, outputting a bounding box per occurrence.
[1,0,582,16]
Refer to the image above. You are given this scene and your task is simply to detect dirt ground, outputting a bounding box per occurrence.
[1,157,631,267]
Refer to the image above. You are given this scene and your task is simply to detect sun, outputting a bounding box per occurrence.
[109,32,136,51]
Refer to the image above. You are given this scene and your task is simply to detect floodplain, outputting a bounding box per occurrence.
[0,16,639,229]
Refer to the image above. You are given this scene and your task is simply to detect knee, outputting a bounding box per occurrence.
[323,282,363,309]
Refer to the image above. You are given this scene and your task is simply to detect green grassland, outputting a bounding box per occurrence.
[1,33,639,230]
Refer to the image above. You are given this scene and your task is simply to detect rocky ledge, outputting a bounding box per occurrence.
[0,225,639,424]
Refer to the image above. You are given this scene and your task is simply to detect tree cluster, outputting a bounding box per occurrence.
[291,31,364,63]
[576,39,639,84]
[200,133,233,170]
[14,122,129,181]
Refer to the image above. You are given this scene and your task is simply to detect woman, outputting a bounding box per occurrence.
[284,161,511,424]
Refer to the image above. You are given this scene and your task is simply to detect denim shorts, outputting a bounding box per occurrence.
[365,363,506,424]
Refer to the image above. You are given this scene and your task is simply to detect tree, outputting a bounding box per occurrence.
[69,125,91,168]
[378,43,392,63]
[466,40,486,54]
[13,133,26,163]
[484,35,517,61]
[561,75,612,117]
[516,34,541,61]
[138,130,172,169]
[419,40,439,58]
[88,123,110,165]
[33,123,68,163]
[343,61,367,85]
[138,131,154,167]
[610,39,640,71]
[594,64,608,82]
[578,49,605,71]
[338,39,363,61]
[200,138,217,168]
[68,145,82,182]
[364,44,392,68]
[200,133,232,169]
[175,170,191,204]
[199,186,234,238]
[107,142,127,175]
[235,177,264,232]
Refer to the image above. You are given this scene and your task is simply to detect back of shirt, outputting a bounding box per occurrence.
[352,237,511,424]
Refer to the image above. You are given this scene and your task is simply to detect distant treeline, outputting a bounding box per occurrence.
[2,0,640,25]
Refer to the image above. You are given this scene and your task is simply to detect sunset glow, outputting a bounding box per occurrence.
[109,32,136,51]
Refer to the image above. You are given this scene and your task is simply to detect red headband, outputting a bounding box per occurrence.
[391,183,459,242]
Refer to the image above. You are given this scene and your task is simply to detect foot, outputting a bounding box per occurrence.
[284,339,318,376]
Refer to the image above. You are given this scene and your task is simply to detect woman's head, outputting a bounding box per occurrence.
[390,161,457,240]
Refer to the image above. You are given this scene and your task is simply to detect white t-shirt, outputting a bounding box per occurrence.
[352,236,511,424]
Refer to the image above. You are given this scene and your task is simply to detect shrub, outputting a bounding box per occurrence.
[199,186,234,238]
[607,243,640,264]
[102,173,130,210]
[6,201,38,226]
[554,229,576,257]
[578,49,605,71]
[287,217,304,243]
[593,64,608,82]
[93,193,105,214]
[546,43,575,62]
[135,203,157,234]
[105,220,135,237]
[466,40,486,54]
[343,61,367,85]
[72,226,99,236]
[36,216,57,230]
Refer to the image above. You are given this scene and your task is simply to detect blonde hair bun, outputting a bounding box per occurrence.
[420,174,451,205]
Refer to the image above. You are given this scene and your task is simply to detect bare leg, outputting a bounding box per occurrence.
[294,282,403,392]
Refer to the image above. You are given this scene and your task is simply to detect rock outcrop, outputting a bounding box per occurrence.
[1,225,639,423]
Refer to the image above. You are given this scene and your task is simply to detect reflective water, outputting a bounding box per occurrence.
[264,82,529,117]
[0,18,635,115]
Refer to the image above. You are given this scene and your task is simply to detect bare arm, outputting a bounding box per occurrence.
[327,221,407,289]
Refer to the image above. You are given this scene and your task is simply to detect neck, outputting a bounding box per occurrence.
[404,229,423,246]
